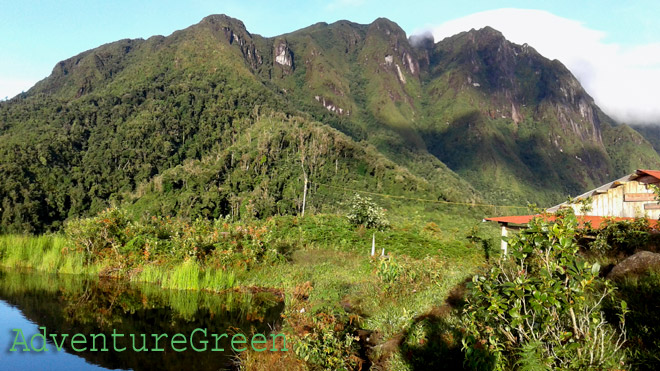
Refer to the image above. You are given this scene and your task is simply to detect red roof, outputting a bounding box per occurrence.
[485,215,538,225]
[637,169,660,180]
[485,214,659,229]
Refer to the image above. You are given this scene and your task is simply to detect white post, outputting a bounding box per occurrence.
[501,225,508,255]
[381,248,385,257]
[371,234,375,256]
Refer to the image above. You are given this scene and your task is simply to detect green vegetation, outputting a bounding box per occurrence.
[3,13,660,371]
[606,272,660,370]
[3,14,659,234]
[0,234,96,274]
[462,211,626,370]
[346,193,389,230]
[5,189,660,370]
[1,198,492,370]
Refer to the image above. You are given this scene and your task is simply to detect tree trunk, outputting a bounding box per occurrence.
[301,169,308,217]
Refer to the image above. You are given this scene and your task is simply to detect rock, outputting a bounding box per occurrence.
[274,40,293,68]
[607,251,660,280]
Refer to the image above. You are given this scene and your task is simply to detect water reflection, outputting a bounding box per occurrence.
[0,269,284,370]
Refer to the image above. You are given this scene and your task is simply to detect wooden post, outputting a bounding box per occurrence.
[501,225,508,255]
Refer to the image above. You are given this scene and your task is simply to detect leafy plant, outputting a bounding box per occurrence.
[461,210,627,370]
[376,256,402,285]
[293,313,361,370]
[588,217,651,256]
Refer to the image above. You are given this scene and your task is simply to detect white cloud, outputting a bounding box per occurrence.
[418,8,660,124]
[0,77,39,101]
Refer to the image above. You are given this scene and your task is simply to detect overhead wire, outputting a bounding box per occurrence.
[309,181,529,210]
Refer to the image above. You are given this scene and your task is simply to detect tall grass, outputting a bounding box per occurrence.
[1,234,237,293]
[0,234,98,274]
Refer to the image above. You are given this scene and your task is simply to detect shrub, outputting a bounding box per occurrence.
[376,256,402,285]
[293,313,361,370]
[588,217,651,256]
[64,207,282,270]
[462,211,627,370]
[64,207,131,263]
[346,194,389,230]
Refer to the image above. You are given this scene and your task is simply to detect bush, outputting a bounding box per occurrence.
[64,207,131,263]
[462,211,627,370]
[346,194,389,230]
[293,313,361,370]
[64,207,282,270]
[588,217,651,256]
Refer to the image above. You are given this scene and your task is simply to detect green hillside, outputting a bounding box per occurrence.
[1,14,659,233]
[0,15,478,233]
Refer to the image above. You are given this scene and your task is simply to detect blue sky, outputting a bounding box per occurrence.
[2,0,660,122]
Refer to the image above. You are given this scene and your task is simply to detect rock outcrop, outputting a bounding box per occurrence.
[607,251,660,280]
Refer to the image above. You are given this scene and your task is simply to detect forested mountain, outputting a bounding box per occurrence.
[1,14,657,232]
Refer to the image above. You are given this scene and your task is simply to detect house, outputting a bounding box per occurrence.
[485,169,660,254]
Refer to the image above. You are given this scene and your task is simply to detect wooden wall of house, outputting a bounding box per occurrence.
[567,180,660,218]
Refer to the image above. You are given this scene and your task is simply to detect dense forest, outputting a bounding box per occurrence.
[2,15,659,233]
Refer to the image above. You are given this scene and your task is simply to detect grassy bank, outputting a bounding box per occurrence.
[0,234,100,275]
[0,204,496,370]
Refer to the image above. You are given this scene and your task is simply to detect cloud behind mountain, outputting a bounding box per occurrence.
[420,8,660,124]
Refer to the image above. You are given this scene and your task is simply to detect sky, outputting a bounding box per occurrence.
[2,0,660,123]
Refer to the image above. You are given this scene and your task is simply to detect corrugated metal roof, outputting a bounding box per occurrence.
[546,169,660,213]
[485,214,659,229]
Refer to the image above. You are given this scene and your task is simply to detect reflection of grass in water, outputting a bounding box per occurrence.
[164,288,201,320]
[135,260,236,293]
[0,268,281,328]
[137,281,277,324]
[0,268,89,299]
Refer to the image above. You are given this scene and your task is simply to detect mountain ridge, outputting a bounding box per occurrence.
[1,14,658,232]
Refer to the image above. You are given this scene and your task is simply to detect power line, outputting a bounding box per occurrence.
[310,181,529,210]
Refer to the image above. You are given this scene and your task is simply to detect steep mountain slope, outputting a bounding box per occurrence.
[1,14,658,232]
[629,124,660,156]
[0,15,477,233]
[418,27,660,204]
[240,20,660,206]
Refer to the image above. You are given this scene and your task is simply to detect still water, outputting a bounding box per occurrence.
[0,269,284,370]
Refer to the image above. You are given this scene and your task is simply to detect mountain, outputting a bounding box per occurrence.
[0,14,657,232]
[419,27,660,203]
[249,21,660,205]
[0,15,477,233]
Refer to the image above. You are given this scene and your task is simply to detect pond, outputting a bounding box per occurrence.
[0,269,284,370]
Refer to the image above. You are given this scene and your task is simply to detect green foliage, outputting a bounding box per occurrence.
[293,313,361,370]
[346,194,389,230]
[64,206,283,272]
[376,256,402,285]
[514,340,552,371]
[604,271,660,370]
[0,234,95,274]
[589,217,652,256]
[462,211,627,370]
[64,207,131,263]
